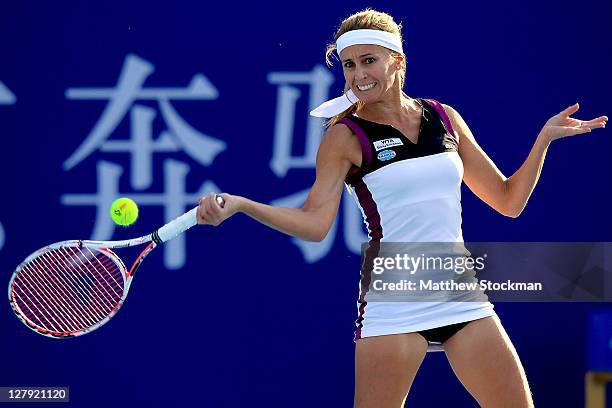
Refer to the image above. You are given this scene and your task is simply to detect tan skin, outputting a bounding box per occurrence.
[197,44,607,407]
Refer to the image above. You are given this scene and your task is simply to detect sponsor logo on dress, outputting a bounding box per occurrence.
[377,149,396,161]
[374,138,403,151]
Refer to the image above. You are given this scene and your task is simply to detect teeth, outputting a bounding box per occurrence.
[357,83,375,91]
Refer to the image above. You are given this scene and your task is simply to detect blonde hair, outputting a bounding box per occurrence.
[324,9,406,127]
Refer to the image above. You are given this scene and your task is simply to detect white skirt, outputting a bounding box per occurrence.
[355,300,496,351]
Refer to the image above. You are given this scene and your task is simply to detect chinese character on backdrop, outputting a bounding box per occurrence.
[0,80,16,251]
[61,54,225,269]
[0,221,4,252]
[0,81,16,105]
[267,66,368,263]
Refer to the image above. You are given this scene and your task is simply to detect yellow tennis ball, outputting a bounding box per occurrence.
[110,198,139,227]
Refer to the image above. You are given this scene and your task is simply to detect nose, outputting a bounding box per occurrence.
[354,65,368,81]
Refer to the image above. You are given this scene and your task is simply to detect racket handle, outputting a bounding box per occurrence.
[156,195,225,243]
[156,207,199,243]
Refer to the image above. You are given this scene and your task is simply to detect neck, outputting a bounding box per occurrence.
[358,87,419,122]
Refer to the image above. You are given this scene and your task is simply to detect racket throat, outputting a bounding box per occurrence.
[127,242,156,278]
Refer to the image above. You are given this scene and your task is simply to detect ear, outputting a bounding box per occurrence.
[394,54,405,70]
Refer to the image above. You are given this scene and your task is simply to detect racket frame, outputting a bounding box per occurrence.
[8,201,219,338]
[8,241,130,338]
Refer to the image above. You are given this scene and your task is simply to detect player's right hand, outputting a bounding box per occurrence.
[197,193,238,226]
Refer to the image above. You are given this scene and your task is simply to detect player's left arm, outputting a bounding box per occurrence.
[444,103,607,217]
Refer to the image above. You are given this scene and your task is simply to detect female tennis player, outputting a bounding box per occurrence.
[197,9,607,408]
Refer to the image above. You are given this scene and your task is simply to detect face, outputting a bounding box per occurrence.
[339,44,402,104]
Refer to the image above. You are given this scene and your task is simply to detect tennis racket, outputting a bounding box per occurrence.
[8,196,224,339]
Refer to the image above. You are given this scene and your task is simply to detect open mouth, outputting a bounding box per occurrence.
[357,82,376,91]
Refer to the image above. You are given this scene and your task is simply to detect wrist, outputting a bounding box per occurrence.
[536,130,554,147]
[234,195,249,214]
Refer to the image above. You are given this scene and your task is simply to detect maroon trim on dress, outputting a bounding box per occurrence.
[354,301,367,341]
[354,241,383,341]
[353,179,382,241]
[351,180,383,341]
[425,98,459,143]
[339,117,372,168]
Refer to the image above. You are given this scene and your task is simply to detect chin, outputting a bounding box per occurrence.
[353,85,383,104]
[358,94,382,105]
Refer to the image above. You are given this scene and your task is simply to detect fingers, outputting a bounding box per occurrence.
[559,126,593,137]
[547,103,580,126]
[561,103,580,117]
[196,197,210,225]
[591,116,608,127]
[579,116,607,125]
[197,193,226,226]
[206,192,224,225]
[215,194,226,208]
[576,116,607,131]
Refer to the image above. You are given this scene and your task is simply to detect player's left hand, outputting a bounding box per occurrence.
[540,103,607,142]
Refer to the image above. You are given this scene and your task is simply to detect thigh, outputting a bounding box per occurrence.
[443,316,534,408]
[354,333,428,408]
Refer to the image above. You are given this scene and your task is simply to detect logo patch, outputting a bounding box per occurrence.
[377,149,396,161]
[374,138,403,151]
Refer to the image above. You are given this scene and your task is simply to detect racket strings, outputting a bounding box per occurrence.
[35,251,104,323]
[10,246,126,335]
[18,263,85,331]
[53,248,119,313]
[20,255,93,331]
[34,251,109,325]
[15,248,121,333]
[14,253,107,333]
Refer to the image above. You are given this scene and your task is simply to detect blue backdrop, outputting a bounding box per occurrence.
[1,1,611,406]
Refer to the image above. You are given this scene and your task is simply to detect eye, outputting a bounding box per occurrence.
[365,57,376,64]
[344,61,354,69]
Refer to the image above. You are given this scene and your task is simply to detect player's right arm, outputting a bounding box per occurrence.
[197,123,360,242]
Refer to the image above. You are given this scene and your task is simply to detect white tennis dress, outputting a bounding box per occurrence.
[340,98,495,345]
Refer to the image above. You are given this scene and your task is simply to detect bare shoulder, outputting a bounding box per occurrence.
[322,122,355,144]
[440,103,460,123]
[318,121,362,166]
[441,103,476,141]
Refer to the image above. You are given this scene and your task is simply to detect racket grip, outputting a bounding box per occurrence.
[156,207,199,243]
[156,196,225,243]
